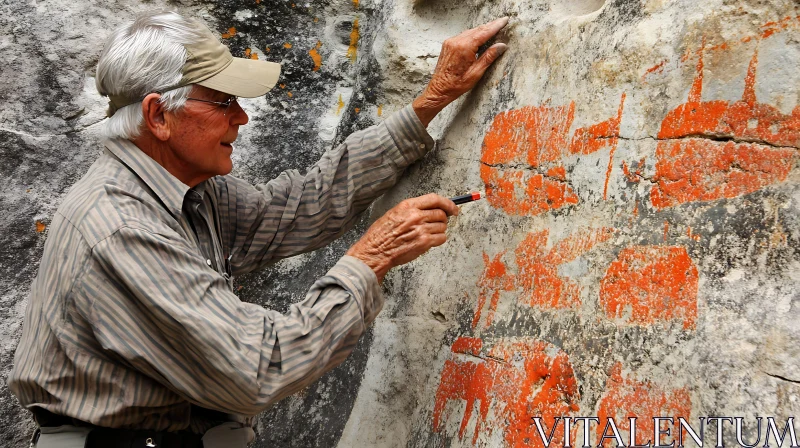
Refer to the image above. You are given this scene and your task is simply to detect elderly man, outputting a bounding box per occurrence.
[9,9,508,448]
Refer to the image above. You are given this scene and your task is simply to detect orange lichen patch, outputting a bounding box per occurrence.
[287,91,293,98]
[433,337,580,447]
[347,19,360,63]
[480,96,625,217]
[336,94,345,115]
[35,220,46,233]
[283,42,293,49]
[597,363,691,447]
[516,228,613,310]
[600,245,699,330]
[265,47,271,52]
[354,107,360,114]
[472,252,515,329]
[221,27,236,39]
[279,84,286,89]
[651,49,798,208]
[377,105,383,117]
[353,0,359,7]
[243,48,258,60]
[309,40,323,71]
[314,17,319,23]
[473,228,612,328]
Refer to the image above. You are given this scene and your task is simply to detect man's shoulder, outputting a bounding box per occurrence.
[57,154,179,248]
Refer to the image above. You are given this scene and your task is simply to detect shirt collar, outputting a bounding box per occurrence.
[104,138,191,218]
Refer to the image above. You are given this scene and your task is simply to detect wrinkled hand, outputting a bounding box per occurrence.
[413,17,510,126]
[346,194,459,283]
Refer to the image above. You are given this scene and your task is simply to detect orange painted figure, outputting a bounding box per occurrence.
[473,228,613,329]
[599,246,699,330]
[433,337,580,447]
[651,49,798,208]
[596,363,691,447]
[480,95,625,216]
[472,252,515,329]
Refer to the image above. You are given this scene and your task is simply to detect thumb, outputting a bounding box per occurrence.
[471,43,508,76]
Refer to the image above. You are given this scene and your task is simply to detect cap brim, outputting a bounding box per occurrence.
[196,57,281,98]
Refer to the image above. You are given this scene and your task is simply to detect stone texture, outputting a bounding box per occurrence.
[2,0,800,447]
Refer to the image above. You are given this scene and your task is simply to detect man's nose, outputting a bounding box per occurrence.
[229,100,249,126]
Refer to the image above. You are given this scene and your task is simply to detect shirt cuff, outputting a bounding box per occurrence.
[383,104,436,167]
[326,255,384,325]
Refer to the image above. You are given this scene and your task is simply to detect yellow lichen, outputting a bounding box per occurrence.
[346,19,360,63]
[309,41,323,71]
[336,94,345,115]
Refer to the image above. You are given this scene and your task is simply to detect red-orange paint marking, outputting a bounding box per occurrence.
[473,228,613,328]
[643,17,800,82]
[481,95,625,216]
[596,363,691,447]
[472,252,514,329]
[651,48,798,208]
[433,337,580,447]
[600,245,699,329]
[644,60,667,78]
[663,221,669,241]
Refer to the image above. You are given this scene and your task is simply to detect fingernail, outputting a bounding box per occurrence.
[496,43,508,54]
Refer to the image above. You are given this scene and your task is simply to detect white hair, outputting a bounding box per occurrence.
[96,11,207,140]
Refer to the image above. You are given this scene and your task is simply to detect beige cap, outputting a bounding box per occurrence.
[105,23,281,116]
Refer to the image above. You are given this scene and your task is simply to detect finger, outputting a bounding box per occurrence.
[425,232,448,248]
[463,17,509,46]
[407,193,459,216]
[470,42,508,76]
[419,209,448,223]
[419,222,448,235]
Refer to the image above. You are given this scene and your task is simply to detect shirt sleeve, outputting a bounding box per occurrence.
[82,224,383,416]
[214,104,434,275]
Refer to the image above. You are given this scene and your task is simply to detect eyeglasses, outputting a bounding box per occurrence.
[186,96,238,115]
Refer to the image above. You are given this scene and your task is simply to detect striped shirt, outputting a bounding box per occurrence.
[8,105,433,433]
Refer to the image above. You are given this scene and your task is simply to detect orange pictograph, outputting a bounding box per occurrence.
[596,363,691,447]
[473,228,614,329]
[432,337,580,448]
[599,246,699,330]
[480,95,626,216]
[429,17,800,447]
[650,48,799,208]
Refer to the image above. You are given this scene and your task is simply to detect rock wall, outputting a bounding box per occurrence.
[2,0,799,447]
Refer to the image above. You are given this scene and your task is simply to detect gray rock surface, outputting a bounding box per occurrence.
[2,0,799,447]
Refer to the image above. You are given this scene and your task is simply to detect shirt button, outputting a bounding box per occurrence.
[206,259,212,267]
[419,143,426,149]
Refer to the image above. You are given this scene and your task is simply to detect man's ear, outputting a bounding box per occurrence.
[141,93,170,142]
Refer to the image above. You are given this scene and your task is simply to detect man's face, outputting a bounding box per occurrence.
[166,85,249,183]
